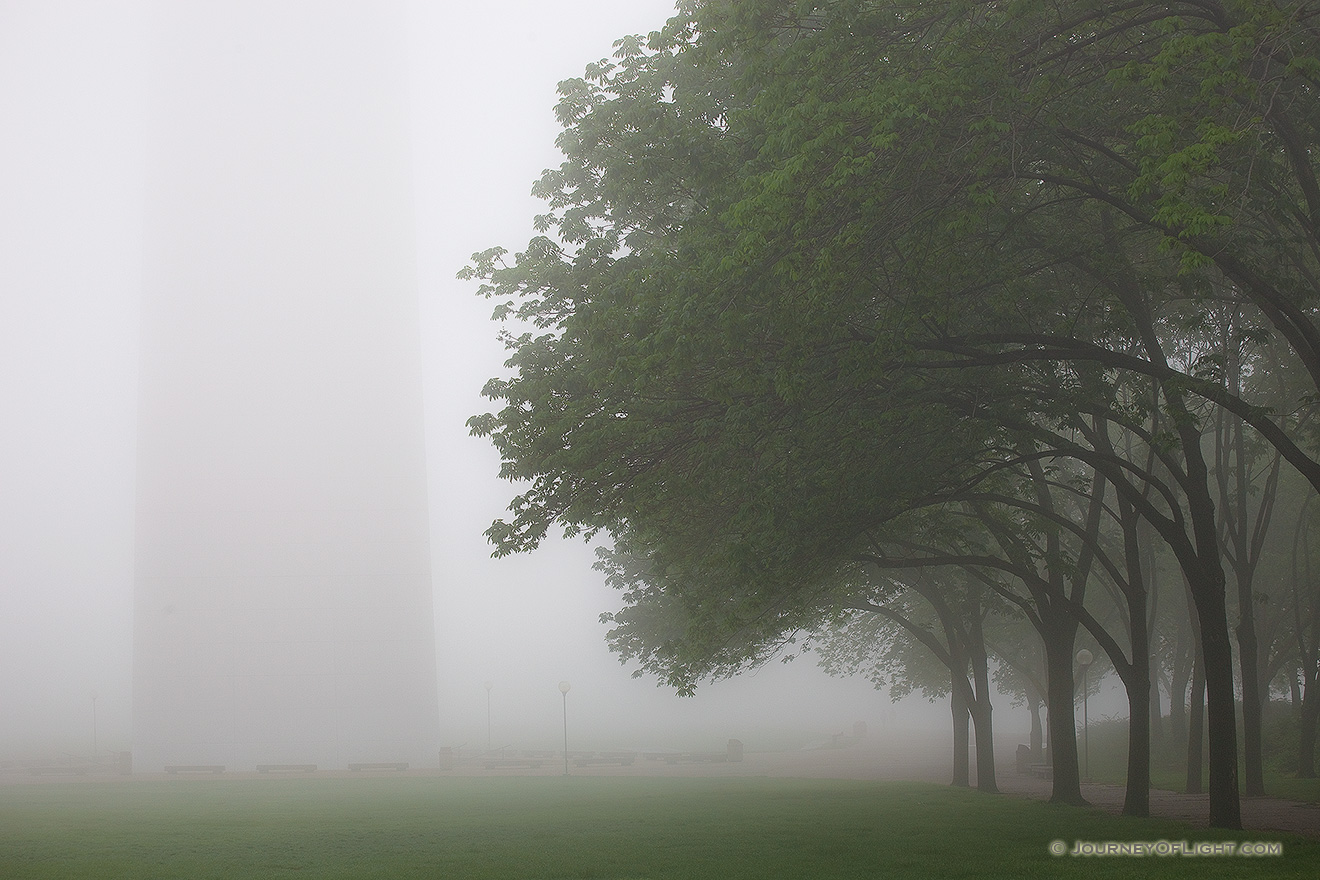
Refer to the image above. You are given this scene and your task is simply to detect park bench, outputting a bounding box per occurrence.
[165,765,225,774]
[28,764,89,776]
[256,764,316,773]
[661,752,727,765]
[484,758,545,769]
[574,753,636,767]
[347,762,408,771]
[1027,763,1053,779]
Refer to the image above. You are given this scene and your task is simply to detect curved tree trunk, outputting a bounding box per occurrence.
[1108,230,1240,827]
[1215,312,1280,800]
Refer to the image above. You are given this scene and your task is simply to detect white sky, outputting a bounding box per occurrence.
[0,0,1045,761]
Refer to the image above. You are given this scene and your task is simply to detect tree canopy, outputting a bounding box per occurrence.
[462,0,1320,829]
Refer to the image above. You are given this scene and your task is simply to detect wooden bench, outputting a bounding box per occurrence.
[574,753,636,767]
[256,764,316,773]
[1027,763,1053,779]
[165,764,225,774]
[661,752,727,765]
[28,765,90,776]
[484,758,545,769]
[347,762,408,771]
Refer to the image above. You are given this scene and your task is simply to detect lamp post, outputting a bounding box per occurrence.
[1076,649,1093,782]
[559,680,571,776]
[483,681,492,753]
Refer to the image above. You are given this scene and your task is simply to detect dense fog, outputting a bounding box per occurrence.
[0,0,1012,768]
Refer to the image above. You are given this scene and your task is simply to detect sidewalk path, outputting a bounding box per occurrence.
[993,772,1320,839]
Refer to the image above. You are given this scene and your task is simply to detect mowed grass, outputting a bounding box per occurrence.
[0,776,1315,879]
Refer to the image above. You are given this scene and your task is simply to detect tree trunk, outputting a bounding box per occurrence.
[1142,516,1164,757]
[1194,578,1243,827]
[1149,673,1164,754]
[1043,619,1085,805]
[1290,495,1319,778]
[1122,279,1240,827]
[1168,630,1191,753]
[1237,617,1265,796]
[1299,672,1320,778]
[1217,317,1276,801]
[970,637,998,793]
[1175,400,1242,828]
[1186,656,1206,795]
[1125,672,1152,816]
[1028,690,1044,760]
[1123,586,1151,817]
[951,672,970,788]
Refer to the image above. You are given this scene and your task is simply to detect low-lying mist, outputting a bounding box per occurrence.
[0,0,968,773]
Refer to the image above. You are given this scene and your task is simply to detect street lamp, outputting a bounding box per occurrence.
[1076,648,1093,782]
[484,681,493,753]
[559,680,571,776]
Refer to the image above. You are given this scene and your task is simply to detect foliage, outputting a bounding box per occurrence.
[462,0,1320,821]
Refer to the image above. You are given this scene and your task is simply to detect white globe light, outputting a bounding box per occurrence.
[559,680,571,694]
[1076,649,1094,666]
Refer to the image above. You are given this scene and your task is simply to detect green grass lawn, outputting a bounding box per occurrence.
[0,776,1313,879]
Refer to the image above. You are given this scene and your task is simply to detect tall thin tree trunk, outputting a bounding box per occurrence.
[1177,409,1241,828]
[970,634,998,793]
[1028,690,1044,760]
[1142,516,1164,757]
[1168,620,1191,753]
[1290,497,1319,778]
[1043,619,1085,805]
[1299,671,1320,778]
[1187,657,1206,795]
[1238,616,1265,796]
[1124,585,1151,816]
[1115,251,1240,827]
[951,672,970,788]
[1195,578,1242,827]
[1217,322,1275,800]
[1149,672,1164,754]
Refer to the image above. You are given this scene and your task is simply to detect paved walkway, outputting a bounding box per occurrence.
[994,772,1320,839]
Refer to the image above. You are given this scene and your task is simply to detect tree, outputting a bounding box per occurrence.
[813,569,1002,791]
[464,0,1320,829]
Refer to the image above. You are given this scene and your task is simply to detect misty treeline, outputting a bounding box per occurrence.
[459,1,1320,829]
